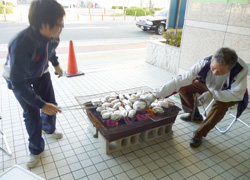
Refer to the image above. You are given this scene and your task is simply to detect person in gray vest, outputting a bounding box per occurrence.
[141,48,248,147]
[2,0,65,167]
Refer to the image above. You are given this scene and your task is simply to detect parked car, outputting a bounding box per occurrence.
[136,9,168,35]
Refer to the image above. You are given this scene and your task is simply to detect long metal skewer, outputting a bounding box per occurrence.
[60,106,96,111]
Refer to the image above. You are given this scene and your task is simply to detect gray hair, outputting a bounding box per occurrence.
[212,48,238,69]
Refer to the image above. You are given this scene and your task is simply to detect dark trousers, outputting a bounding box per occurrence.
[13,72,57,155]
[179,81,238,138]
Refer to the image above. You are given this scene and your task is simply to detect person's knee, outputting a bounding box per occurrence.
[23,108,40,122]
[213,101,229,111]
[179,90,189,97]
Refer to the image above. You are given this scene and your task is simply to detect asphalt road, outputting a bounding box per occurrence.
[0,20,158,44]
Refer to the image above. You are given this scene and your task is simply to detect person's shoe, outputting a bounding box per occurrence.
[42,129,63,139]
[190,136,202,147]
[26,153,41,168]
[180,114,203,123]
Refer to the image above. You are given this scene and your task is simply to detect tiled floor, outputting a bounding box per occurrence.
[0,42,250,180]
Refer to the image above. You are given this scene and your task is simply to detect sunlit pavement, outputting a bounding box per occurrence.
[0,29,249,180]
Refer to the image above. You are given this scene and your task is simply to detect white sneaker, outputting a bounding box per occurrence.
[42,129,63,139]
[27,153,41,168]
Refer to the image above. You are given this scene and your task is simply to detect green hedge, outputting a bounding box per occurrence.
[6,2,13,6]
[125,7,153,16]
[154,8,163,11]
[0,3,14,14]
[112,6,127,9]
[163,29,183,47]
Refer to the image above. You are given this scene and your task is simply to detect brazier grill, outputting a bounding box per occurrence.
[75,86,189,154]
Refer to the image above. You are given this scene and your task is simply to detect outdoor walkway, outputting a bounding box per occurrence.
[0,40,249,180]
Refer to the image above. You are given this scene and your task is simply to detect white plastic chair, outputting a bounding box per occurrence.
[202,98,250,133]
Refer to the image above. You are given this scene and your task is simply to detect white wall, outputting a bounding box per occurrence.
[179,0,250,73]
[178,0,250,91]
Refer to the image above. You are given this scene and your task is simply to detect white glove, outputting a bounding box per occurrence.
[139,94,156,107]
[197,91,212,106]
[54,65,63,78]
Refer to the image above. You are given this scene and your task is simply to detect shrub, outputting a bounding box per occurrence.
[149,9,155,14]
[112,6,125,9]
[154,8,163,11]
[5,5,13,13]
[125,7,153,16]
[0,3,14,14]
[163,29,182,47]
[6,2,13,6]
[115,6,128,9]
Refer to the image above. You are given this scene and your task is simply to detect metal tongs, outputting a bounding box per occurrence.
[60,102,96,111]
[191,94,199,121]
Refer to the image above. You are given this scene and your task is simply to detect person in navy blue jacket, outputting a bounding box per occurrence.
[2,0,65,168]
[140,48,248,147]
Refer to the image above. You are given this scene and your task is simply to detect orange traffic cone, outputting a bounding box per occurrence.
[65,40,85,77]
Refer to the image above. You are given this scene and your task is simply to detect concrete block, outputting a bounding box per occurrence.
[164,124,173,134]
[87,124,98,138]
[140,124,173,142]
[98,132,141,155]
[97,123,174,154]
[120,133,141,148]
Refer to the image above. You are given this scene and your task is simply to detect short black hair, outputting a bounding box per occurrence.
[213,47,238,69]
[29,0,65,30]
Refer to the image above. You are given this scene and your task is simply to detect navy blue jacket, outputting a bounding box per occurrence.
[4,26,60,108]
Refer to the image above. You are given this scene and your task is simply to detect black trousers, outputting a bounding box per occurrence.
[13,72,57,155]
